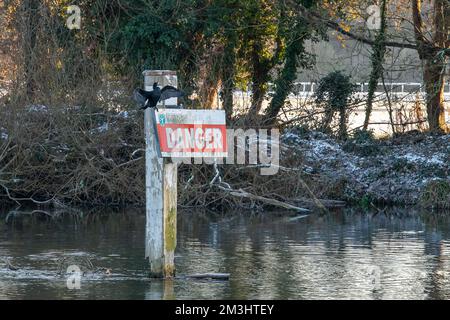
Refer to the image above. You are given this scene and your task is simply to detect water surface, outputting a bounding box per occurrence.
[1,207,450,299]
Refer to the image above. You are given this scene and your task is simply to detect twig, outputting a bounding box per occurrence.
[0,182,57,205]
[216,185,310,212]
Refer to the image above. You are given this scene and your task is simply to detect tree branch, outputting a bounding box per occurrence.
[411,0,428,59]
[294,1,449,56]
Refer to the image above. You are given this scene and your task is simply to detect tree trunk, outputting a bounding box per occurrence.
[263,24,309,125]
[411,0,449,132]
[363,0,387,131]
[423,55,447,132]
[220,42,236,122]
[221,76,234,122]
[199,79,221,109]
[249,77,267,116]
[247,39,275,121]
[247,39,271,119]
[338,106,348,139]
[197,42,223,109]
[320,108,334,133]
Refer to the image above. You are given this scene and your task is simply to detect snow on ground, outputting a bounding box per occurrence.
[27,105,48,113]
[399,153,445,166]
[281,129,450,204]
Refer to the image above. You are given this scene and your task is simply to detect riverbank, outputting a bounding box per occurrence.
[0,106,449,210]
[282,128,450,209]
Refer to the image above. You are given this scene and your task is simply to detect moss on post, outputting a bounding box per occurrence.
[163,161,177,278]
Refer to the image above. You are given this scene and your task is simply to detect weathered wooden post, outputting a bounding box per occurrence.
[144,70,178,278]
[143,70,227,279]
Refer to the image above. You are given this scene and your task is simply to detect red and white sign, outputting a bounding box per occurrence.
[155,109,227,157]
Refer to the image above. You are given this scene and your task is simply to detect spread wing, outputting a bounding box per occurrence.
[160,85,185,101]
[137,88,155,99]
[133,89,147,107]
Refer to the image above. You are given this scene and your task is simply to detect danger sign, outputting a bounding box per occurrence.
[154,109,227,158]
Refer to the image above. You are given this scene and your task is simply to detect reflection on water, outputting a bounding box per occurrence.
[1,207,450,299]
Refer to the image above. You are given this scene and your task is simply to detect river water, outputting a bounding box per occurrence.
[1,207,450,300]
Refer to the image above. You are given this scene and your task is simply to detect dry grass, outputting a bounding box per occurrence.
[0,104,341,210]
[0,103,145,206]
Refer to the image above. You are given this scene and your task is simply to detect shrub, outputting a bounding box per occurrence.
[420,179,450,209]
[315,71,357,140]
[342,129,381,156]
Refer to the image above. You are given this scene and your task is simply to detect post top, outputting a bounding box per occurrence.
[143,70,177,76]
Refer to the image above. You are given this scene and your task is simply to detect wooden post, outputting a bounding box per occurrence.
[144,70,178,278]
[163,161,177,277]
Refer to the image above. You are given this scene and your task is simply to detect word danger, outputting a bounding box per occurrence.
[164,126,224,150]
[154,109,227,157]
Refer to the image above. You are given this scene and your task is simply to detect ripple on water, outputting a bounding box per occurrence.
[1,208,450,299]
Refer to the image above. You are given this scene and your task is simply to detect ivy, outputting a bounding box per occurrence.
[315,71,357,139]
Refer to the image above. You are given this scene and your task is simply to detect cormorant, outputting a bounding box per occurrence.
[133,82,184,111]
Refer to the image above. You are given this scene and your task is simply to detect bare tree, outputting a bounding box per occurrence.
[295,0,449,132]
[412,0,449,132]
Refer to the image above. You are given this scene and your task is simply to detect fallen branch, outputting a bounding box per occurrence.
[217,185,310,212]
[0,182,57,206]
[296,174,329,212]
[186,273,230,280]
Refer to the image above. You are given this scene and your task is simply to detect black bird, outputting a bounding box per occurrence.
[133,82,184,111]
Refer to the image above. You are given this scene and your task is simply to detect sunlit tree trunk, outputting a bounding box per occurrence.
[197,42,223,109]
[412,0,449,132]
[423,53,447,131]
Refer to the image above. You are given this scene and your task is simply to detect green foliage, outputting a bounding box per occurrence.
[359,195,371,210]
[315,71,357,139]
[264,0,321,123]
[363,0,387,130]
[3,0,323,117]
[420,180,450,209]
[342,129,381,156]
[352,128,376,143]
[99,0,320,110]
[315,71,357,111]
[107,0,199,73]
